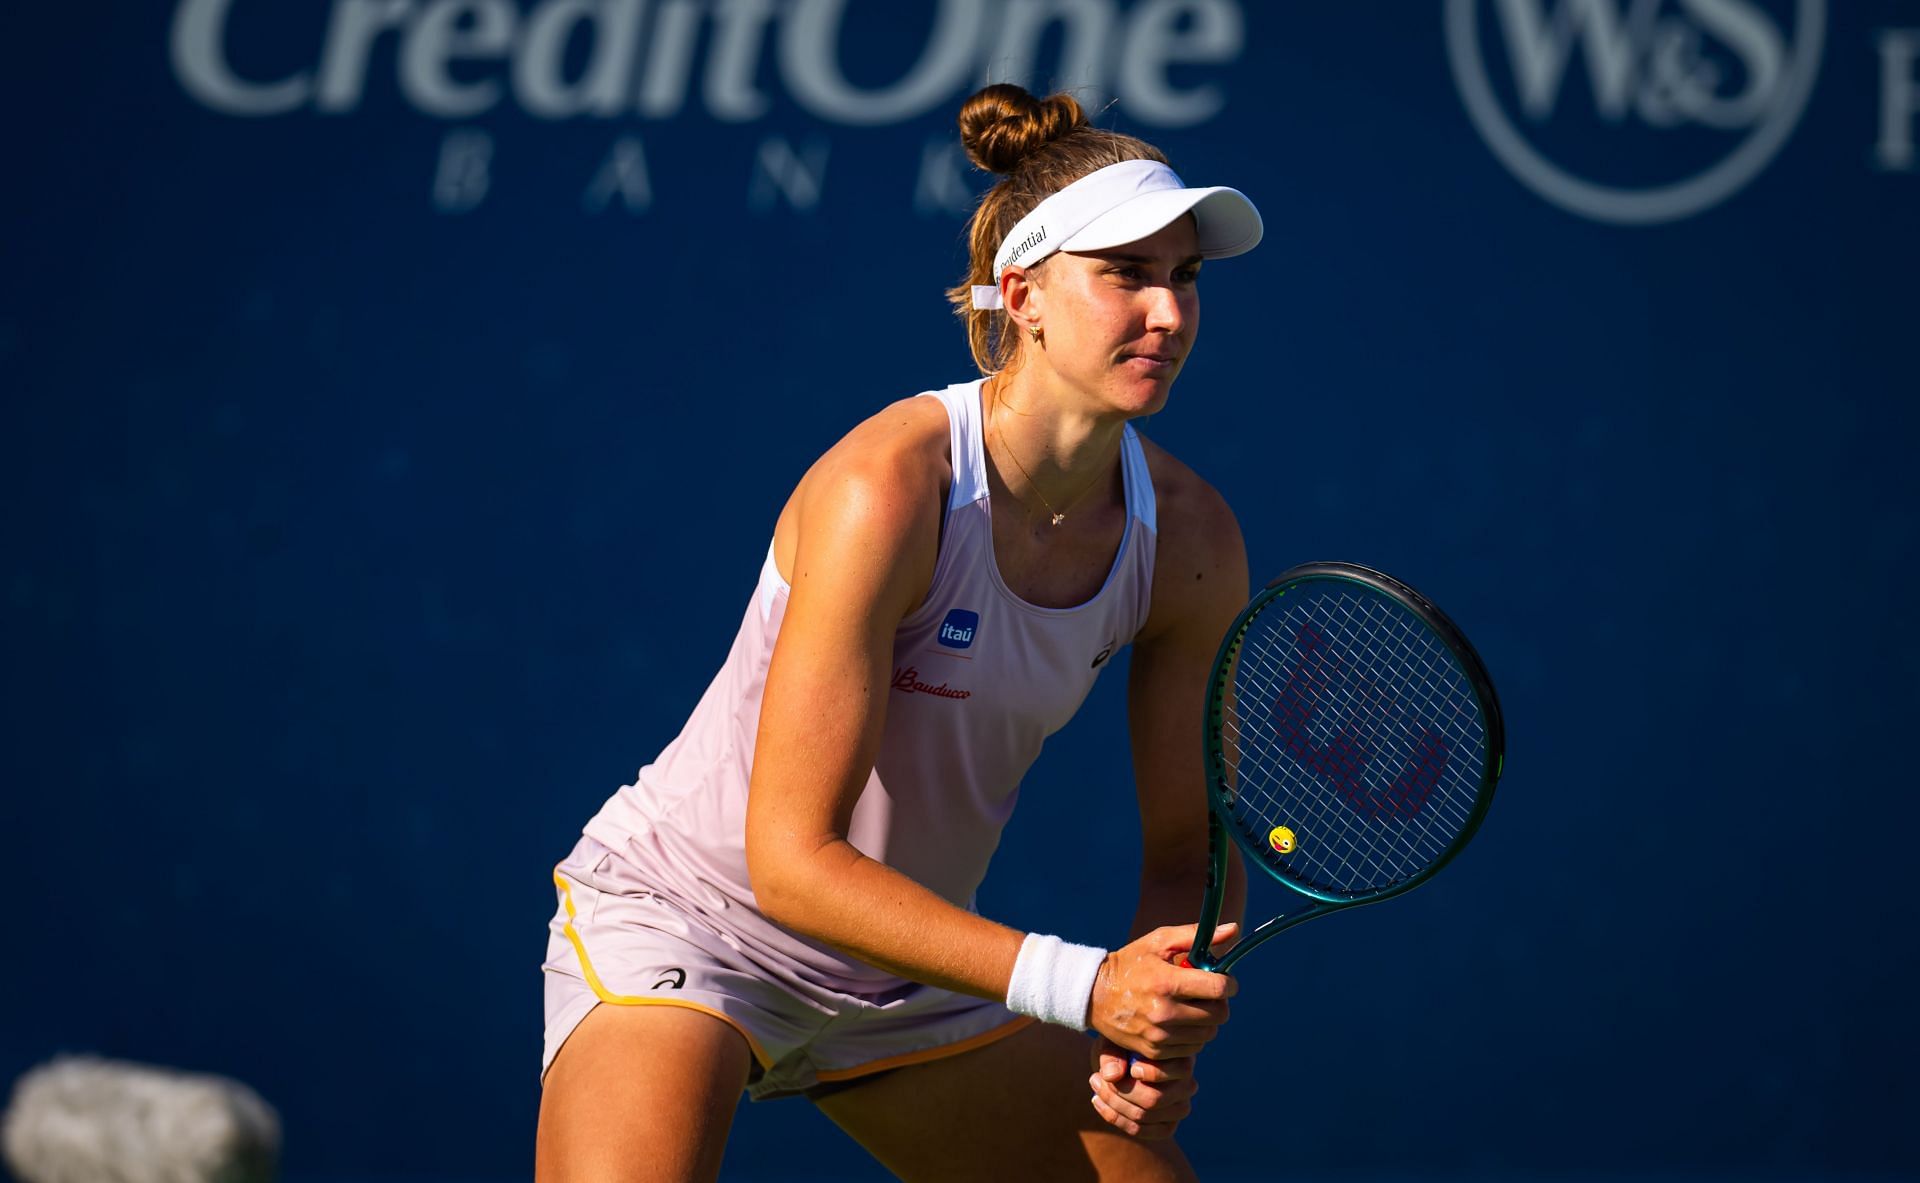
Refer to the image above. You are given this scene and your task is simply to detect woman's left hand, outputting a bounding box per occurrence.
[1086,1038,1198,1140]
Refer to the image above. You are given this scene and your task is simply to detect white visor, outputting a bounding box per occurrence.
[970,159,1263,309]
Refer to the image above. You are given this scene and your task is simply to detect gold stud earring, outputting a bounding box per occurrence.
[1029,323,1042,342]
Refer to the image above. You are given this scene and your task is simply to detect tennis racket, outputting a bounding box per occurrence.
[1188,561,1505,973]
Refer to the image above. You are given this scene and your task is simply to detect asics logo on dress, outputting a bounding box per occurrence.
[937,609,980,649]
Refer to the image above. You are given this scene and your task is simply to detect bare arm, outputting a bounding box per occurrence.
[745,417,1027,1001]
[1088,446,1254,1138]
[1126,447,1251,942]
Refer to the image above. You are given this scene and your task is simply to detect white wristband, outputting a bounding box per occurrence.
[1005,933,1107,1030]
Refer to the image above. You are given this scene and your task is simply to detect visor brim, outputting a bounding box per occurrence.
[1057,186,1263,260]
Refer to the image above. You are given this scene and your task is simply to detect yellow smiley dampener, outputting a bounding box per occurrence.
[1268,825,1296,854]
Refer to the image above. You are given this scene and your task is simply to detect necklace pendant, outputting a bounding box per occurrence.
[1050,512,1066,526]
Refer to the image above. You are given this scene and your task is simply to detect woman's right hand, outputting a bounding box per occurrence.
[1087,922,1239,1060]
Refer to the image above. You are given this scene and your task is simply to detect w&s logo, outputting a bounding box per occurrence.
[1445,0,1825,224]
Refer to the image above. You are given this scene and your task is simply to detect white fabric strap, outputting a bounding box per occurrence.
[1005,933,1106,1030]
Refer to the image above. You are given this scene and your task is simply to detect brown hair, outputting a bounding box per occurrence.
[946,84,1169,376]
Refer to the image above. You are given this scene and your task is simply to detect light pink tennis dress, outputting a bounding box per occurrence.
[542,378,1160,1099]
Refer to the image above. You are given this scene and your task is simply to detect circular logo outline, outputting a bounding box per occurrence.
[1445,0,1826,225]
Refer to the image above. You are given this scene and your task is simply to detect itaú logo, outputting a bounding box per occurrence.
[1445,0,1826,224]
[170,0,1246,127]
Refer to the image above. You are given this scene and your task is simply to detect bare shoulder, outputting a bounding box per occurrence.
[793,394,951,523]
[1135,431,1240,552]
[773,393,954,587]
[825,393,954,479]
[1134,430,1249,643]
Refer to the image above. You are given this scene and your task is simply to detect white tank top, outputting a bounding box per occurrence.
[582,378,1160,995]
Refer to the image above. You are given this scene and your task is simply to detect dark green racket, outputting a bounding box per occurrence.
[1189,562,1505,973]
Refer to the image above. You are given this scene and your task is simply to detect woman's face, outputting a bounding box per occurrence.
[1022,215,1202,418]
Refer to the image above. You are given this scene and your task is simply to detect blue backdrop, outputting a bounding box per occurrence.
[5,1,1917,1179]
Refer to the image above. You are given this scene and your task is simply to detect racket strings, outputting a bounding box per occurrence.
[1231,595,1480,883]
[1218,586,1487,896]
[1225,660,1466,892]
[1230,600,1478,876]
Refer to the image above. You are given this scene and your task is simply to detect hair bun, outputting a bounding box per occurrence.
[957,84,1089,175]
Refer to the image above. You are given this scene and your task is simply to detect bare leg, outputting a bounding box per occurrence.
[814,1021,1197,1183]
[536,1003,754,1183]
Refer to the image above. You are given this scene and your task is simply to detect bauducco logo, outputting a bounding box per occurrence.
[892,667,972,699]
[1445,0,1826,224]
[170,0,1247,127]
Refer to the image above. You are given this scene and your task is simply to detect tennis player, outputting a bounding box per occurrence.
[537,83,1262,1182]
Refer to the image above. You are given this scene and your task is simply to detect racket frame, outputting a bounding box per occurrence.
[1191,562,1505,973]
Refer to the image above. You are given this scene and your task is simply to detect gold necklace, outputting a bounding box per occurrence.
[991,404,1111,527]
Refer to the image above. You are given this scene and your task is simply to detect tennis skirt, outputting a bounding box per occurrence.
[541,835,1033,1101]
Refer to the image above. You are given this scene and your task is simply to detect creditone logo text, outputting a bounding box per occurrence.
[1445,0,1826,224]
[171,0,1247,127]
